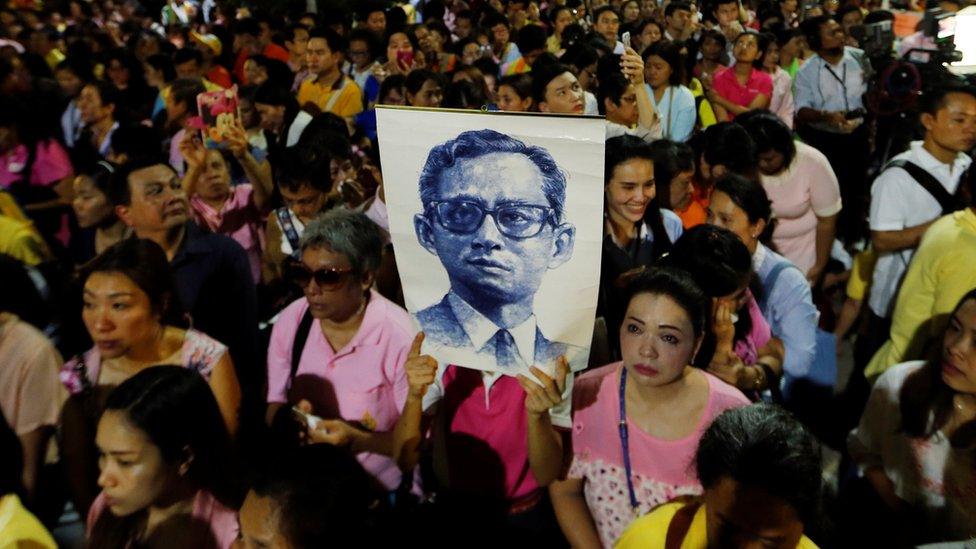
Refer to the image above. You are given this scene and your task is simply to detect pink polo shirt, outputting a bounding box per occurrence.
[568,363,749,547]
[711,66,773,121]
[190,184,266,283]
[87,489,238,548]
[422,366,572,505]
[266,290,415,490]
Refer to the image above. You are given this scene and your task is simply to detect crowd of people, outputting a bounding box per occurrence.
[0,0,975,547]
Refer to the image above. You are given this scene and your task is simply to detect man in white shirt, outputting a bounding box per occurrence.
[852,84,976,396]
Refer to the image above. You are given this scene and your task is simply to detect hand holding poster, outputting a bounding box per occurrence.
[377,107,604,378]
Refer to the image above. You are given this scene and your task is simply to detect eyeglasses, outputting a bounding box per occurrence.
[427,200,555,239]
[286,262,354,289]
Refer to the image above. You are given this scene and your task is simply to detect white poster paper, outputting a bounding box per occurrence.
[377,107,604,377]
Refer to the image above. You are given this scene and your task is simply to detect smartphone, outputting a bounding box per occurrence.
[291,406,323,431]
[396,49,414,68]
[357,167,379,198]
[621,31,631,50]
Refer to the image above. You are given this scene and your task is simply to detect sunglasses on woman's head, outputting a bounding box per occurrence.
[287,262,354,289]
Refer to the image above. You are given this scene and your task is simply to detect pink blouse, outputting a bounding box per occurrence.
[761,142,842,274]
[568,363,749,547]
[190,184,266,283]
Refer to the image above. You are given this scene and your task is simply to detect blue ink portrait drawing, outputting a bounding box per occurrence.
[412,129,587,373]
[376,107,604,377]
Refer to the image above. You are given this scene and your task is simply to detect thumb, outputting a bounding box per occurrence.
[409,332,425,359]
[556,356,570,392]
[297,399,313,413]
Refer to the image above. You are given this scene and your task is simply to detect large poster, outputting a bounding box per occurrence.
[377,107,604,377]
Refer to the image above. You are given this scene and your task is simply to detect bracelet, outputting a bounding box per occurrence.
[752,365,765,392]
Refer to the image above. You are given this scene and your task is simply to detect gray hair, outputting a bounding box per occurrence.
[299,209,384,275]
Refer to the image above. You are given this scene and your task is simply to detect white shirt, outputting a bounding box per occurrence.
[848,361,976,539]
[585,91,599,115]
[868,141,971,317]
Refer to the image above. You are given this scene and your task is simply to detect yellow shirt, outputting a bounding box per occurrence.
[0,215,51,266]
[297,75,364,118]
[0,494,57,549]
[866,208,976,380]
[845,248,878,302]
[616,502,819,549]
[688,79,717,129]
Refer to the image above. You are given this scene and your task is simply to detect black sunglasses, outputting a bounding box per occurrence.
[287,262,354,289]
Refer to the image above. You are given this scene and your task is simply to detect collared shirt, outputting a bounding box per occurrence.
[753,243,818,381]
[866,209,976,379]
[794,47,868,131]
[61,100,82,148]
[297,75,364,118]
[169,222,258,372]
[769,65,795,128]
[868,141,972,317]
[445,291,537,370]
[189,184,266,283]
[711,65,773,121]
[267,290,415,490]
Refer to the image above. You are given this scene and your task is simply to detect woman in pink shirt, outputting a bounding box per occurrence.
[88,366,241,549]
[179,124,273,283]
[265,210,416,495]
[738,110,841,281]
[707,31,772,121]
[550,267,749,548]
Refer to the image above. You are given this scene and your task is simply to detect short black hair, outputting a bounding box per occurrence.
[696,404,823,527]
[733,30,769,69]
[800,15,830,51]
[233,17,261,38]
[249,445,381,547]
[592,5,619,23]
[498,73,533,101]
[623,266,709,340]
[736,110,796,166]
[834,4,862,23]
[348,28,382,60]
[702,122,758,178]
[173,47,204,66]
[598,70,630,113]
[649,139,695,209]
[666,1,692,18]
[168,78,206,116]
[276,145,332,193]
[642,41,684,86]
[516,23,548,53]
[714,173,773,224]
[108,156,172,207]
[665,224,753,298]
[55,55,94,83]
[308,25,348,55]
[82,239,184,325]
[285,22,309,43]
[531,62,574,105]
[254,81,298,108]
[919,82,976,116]
[145,53,176,82]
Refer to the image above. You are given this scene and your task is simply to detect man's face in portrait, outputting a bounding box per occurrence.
[415,152,575,306]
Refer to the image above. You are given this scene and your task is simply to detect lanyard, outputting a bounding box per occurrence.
[618,366,640,514]
[821,60,849,112]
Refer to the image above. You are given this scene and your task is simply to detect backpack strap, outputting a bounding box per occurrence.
[885,159,964,215]
[760,260,796,310]
[665,500,703,549]
[323,76,347,113]
[290,308,314,387]
[275,207,302,259]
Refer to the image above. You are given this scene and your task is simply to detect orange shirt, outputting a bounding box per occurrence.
[675,200,708,229]
[297,75,364,118]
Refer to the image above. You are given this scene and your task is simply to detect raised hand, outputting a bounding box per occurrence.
[405,332,438,400]
[517,356,569,416]
[223,121,249,159]
[179,130,206,169]
[620,47,645,85]
[712,298,736,351]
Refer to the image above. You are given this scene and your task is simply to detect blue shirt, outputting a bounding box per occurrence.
[753,243,818,381]
[794,47,868,130]
[645,84,697,143]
